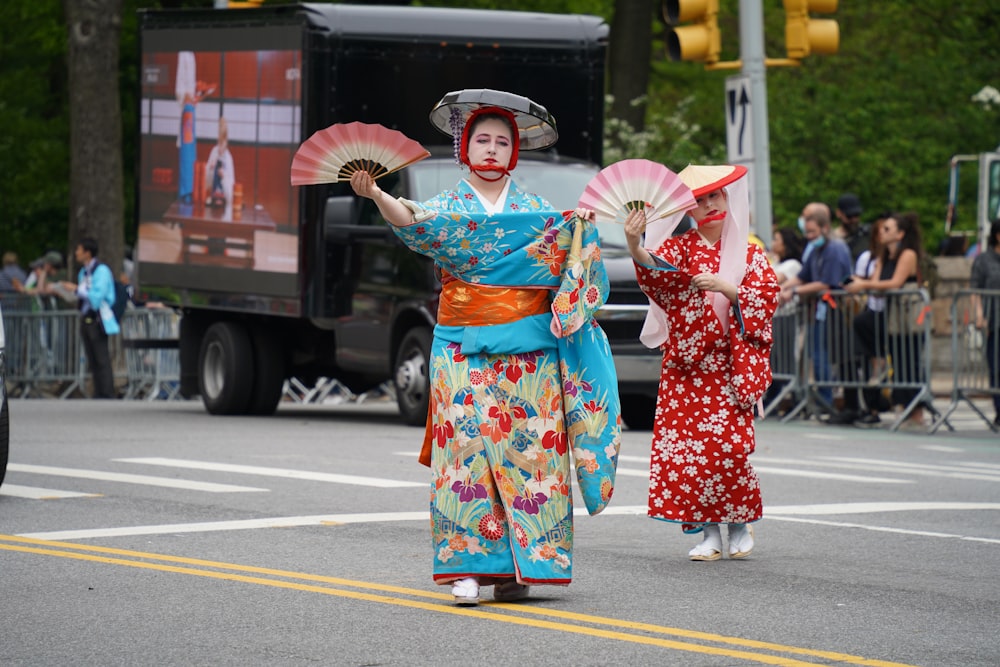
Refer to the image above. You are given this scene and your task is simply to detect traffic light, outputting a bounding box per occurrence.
[663,0,721,65]
[784,0,839,59]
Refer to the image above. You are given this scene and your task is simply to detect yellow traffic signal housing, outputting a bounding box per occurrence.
[663,0,721,65]
[784,0,839,59]
[228,0,264,7]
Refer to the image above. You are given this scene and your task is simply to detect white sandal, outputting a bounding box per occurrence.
[728,523,754,559]
[688,524,723,561]
[451,577,480,606]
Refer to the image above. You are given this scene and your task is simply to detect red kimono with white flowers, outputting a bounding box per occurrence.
[634,231,778,531]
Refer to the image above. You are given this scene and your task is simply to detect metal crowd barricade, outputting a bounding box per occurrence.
[0,298,183,400]
[120,307,182,400]
[761,303,801,418]
[1,298,85,398]
[773,287,944,432]
[931,289,1000,433]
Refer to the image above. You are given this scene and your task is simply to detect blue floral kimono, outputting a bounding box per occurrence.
[393,178,621,587]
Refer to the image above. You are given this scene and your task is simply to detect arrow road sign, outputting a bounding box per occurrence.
[725,74,753,162]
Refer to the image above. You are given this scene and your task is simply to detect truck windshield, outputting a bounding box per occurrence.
[408,159,628,249]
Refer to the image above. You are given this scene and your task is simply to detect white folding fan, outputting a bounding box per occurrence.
[290,122,431,186]
[577,159,696,225]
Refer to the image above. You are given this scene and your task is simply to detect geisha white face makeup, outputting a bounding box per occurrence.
[691,188,728,227]
[466,117,514,172]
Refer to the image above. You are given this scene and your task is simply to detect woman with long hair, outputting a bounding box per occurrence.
[846,212,928,431]
[771,226,805,286]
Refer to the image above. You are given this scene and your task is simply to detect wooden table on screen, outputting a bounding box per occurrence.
[162,202,277,269]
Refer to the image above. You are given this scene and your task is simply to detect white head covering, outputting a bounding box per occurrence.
[639,164,751,348]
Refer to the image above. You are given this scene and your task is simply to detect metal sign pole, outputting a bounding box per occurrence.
[738,0,773,247]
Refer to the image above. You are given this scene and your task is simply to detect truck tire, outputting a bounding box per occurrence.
[248,328,284,416]
[394,327,432,426]
[199,322,254,415]
[0,396,8,487]
[620,394,655,431]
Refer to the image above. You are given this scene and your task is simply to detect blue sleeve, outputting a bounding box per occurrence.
[89,264,115,310]
[798,256,814,284]
[818,244,852,287]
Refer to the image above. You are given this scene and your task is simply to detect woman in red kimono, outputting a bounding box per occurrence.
[623,164,779,561]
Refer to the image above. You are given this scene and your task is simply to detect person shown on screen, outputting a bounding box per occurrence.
[623,164,779,562]
[175,51,213,205]
[348,89,621,606]
[204,117,235,208]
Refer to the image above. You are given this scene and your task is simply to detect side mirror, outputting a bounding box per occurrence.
[324,196,356,237]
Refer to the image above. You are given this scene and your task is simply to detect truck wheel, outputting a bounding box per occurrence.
[394,327,432,426]
[199,322,254,415]
[248,328,284,416]
[0,396,8,487]
[620,394,655,431]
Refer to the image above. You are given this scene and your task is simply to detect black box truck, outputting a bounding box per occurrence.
[134,3,659,428]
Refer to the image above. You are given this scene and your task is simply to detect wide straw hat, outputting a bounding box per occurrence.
[428,88,558,151]
[677,164,748,197]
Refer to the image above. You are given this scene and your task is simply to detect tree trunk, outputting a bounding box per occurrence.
[608,0,654,132]
[64,0,124,278]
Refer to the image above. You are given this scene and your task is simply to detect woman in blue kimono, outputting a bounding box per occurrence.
[350,90,620,606]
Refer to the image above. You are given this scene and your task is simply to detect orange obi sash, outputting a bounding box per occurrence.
[436,271,551,326]
[420,272,552,466]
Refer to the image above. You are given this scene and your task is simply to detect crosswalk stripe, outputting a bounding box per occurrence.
[755,456,1000,482]
[115,457,424,488]
[7,464,268,493]
[821,456,1000,482]
[0,484,101,500]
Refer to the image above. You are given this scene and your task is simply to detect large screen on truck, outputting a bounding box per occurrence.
[136,28,301,299]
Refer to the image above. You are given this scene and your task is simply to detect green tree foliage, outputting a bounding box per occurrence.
[0,0,997,266]
[0,3,70,263]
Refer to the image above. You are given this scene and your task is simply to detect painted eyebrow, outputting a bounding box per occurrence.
[473,132,510,142]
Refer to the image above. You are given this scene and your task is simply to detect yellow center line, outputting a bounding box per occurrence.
[0,535,917,667]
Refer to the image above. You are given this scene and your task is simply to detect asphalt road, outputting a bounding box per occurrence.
[2,399,998,666]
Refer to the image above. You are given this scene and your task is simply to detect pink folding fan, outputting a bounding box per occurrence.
[577,159,696,225]
[290,122,430,186]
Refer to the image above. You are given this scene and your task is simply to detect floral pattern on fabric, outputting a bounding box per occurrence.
[391,183,621,585]
[634,232,778,531]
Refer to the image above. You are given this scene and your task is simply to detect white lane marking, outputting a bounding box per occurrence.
[767,501,1000,515]
[801,433,850,441]
[0,484,101,500]
[619,455,907,484]
[756,456,1000,482]
[19,512,432,540]
[614,467,654,478]
[766,516,1000,545]
[957,461,1000,471]
[116,457,424,488]
[920,445,965,453]
[7,464,267,493]
[752,466,909,484]
[819,456,1000,482]
[21,502,1000,541]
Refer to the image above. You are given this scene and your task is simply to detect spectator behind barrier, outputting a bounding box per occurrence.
[0,251,28,293]
[970,219,1000,427]
[845,212,928,431]
[779,203,853,418]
